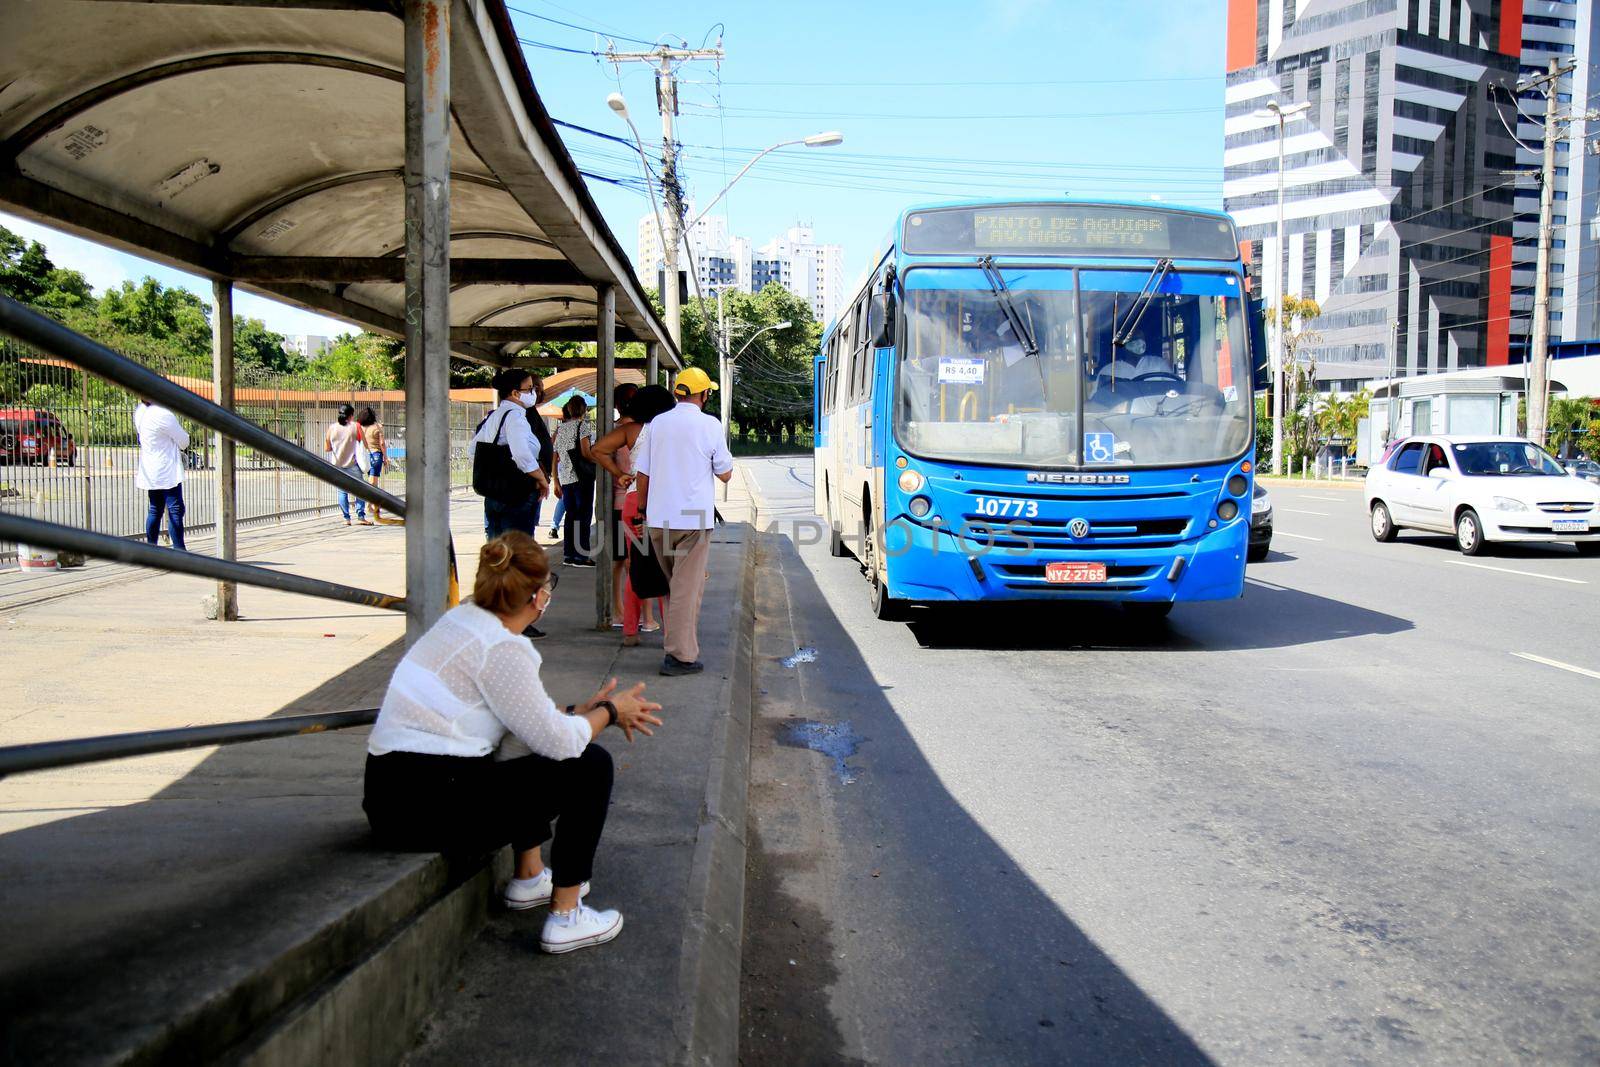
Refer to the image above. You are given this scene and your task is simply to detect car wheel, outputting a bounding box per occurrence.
[1247,543,1270,563]
[1455,508,1486,556]
[1370,501,1397,542]
[1575,541,1600,557]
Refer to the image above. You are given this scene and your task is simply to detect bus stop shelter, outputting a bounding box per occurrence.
[0,0,679,637]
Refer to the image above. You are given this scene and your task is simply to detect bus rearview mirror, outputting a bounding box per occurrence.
[868,292,896,349]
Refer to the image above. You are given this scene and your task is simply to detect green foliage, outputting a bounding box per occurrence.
[1547,396,1596,455]
[0,226,95,313]
[1316,388,1370,443]
[668,284,819,439]
[310,332,402,389]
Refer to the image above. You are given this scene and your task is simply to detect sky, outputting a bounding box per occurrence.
[2,0,1228,335]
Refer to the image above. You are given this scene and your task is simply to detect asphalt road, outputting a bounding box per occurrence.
[737,456,1600,1065]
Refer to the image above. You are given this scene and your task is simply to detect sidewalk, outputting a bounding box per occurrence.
[0,484,758,1064]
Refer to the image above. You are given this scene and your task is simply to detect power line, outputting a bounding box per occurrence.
[504,3,657,47]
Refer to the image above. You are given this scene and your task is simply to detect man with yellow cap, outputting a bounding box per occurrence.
[632,366,734,675]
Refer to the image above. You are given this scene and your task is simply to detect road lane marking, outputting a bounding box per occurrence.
[1300,494,1346,501]
[1279,508,1329,516]
[1275,530,1324,541]
[1451,561,1587,585]
[1512,652,1600,681]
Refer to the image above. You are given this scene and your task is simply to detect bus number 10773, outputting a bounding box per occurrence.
[973,497,1039,518]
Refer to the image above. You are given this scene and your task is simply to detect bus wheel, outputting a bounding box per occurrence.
[871,571,907,621]
[1122,602,1173,623]
[863,510,906,620]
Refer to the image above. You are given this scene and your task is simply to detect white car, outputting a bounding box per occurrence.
[1364,435,1600,556]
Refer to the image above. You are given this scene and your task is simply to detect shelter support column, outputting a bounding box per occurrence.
[211,279,238,621]
[403,0,452,644]
[646,341,659,388]
[595,285,615,630]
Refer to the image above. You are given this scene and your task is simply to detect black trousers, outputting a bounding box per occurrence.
[363,745,613,887]
[562,478,594,561]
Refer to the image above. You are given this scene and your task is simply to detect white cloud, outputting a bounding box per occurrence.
[1,211,350,339]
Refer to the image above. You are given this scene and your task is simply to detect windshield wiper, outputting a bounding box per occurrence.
[1113,257,1173,350]
[977,256,1039,357]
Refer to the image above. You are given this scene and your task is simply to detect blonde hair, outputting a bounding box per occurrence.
[473,531,549,616]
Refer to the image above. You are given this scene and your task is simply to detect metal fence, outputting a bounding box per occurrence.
[0,339,490,565]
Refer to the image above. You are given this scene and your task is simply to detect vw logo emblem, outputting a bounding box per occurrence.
[1068,518,1091,539]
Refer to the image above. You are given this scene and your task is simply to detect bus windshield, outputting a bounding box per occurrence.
[895,267,1251,469]
[1080,269,1251,467]
[897,277,1082,465]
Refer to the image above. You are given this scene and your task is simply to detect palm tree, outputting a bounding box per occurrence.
[1547,396,1598,456]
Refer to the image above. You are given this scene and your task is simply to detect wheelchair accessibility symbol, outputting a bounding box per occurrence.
[1083,432,1116,464]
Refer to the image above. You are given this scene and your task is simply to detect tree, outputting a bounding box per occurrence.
[93,278,213,367]
[1547,396,1597,457]
[1270,295,1322,469]
[0,223,95,312]
[311,332,402,388]
[232,316,297,374]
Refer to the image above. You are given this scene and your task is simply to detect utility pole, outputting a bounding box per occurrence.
[607,44,724,347]
[1254,99,1307,474]
[1527,59,1570,447]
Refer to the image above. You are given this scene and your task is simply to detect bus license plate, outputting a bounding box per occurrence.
[1045,561,1107,584]
[1552,518,1589,533]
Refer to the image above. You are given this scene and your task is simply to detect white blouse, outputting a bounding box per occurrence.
[368,602,592,762]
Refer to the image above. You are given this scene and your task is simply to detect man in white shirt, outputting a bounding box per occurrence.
[134,399,190,551]
[632,367,734,676]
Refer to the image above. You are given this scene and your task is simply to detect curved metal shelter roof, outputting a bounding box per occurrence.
[0,0,678,368]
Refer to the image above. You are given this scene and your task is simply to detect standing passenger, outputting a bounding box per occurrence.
[633,368,734,676]
[357,407,387,523]
[325,403,370,526]
[552,396,597,567]
[134,399,189,551]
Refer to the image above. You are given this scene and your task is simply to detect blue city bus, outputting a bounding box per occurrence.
[811,199,1265,621]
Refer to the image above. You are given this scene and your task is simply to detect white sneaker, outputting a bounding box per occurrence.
[540,901,624,954]
[502,871,590,911]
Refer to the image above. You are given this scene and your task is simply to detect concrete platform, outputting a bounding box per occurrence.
[0,484,759,1065]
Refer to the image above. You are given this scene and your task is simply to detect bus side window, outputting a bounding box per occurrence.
[841,306,858,404]
[854,295,872,398]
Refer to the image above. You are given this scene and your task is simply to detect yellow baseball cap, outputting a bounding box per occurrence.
[673,366,718,396]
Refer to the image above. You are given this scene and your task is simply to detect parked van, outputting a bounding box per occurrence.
[0,408,78,466]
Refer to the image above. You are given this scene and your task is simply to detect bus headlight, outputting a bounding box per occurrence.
[898,469,925,493]
[1217,499,1239,522]
[908,495,932,518]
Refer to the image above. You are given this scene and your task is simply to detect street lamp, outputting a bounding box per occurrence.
[722,320,793,433]
[690,133,844,227]
[1252,99,1310,475]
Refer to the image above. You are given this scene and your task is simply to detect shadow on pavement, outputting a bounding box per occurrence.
[743,533,1215,1064]
[901,578,1411,653]
[0,638,410,1064]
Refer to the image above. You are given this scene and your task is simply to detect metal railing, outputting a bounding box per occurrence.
[1,331,489,564]
[0,295,446,779]
[0,708,380,782]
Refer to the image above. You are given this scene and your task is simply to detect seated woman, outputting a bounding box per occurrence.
[363,531,662,955]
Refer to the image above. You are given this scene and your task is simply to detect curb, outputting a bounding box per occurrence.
[672,523,758,1066]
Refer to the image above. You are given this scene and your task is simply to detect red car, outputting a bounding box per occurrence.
[0,407,77,466]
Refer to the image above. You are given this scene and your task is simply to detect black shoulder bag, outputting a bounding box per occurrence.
[472,409,524,500]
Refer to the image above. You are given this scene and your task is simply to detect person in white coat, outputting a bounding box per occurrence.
[134,399,190,551]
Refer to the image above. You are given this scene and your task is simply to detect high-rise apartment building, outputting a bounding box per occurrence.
[636,205,752,300]
[1509,1,1600,351]
[754,225,847,326]
[1224,0,1522,386]
[636,211,847,325]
